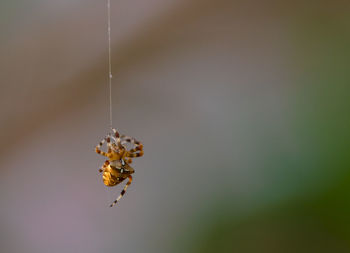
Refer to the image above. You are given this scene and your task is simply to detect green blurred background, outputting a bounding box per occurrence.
[1,1,349,252]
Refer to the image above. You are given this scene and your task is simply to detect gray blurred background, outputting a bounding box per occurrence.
[1,0,350,252]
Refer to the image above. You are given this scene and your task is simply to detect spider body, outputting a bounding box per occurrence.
[102,160,134,187]
[95,128,143,207]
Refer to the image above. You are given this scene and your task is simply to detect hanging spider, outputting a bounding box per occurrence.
[95,128,144,207]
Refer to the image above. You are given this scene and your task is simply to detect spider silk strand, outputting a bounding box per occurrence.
[107,0,113,129]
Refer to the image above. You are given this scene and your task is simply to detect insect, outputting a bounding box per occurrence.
[95,128,144,207]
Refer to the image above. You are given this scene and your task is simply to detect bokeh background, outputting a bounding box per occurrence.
[1,0,350,252]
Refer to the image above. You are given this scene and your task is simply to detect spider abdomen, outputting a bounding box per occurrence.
[103,165,124,186]
[102,164,134,187]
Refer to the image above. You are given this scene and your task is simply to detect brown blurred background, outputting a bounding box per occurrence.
[1,0,350,252]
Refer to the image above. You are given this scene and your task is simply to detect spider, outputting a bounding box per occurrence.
[95,128,144,207]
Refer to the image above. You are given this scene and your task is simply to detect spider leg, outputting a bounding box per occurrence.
[99,160,109,173]
[105,135,114,152]
[111,128,123,148]
[128,144,143,153]
[120,135,135,146]
[95,138,107,156]
[120,136,144,156]
[125,150,144,158]
[95,136,113,158]
[111,128,120,138]
[120,139,143,162]
[109,175,133,207]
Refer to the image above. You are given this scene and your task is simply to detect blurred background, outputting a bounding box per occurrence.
[1,0,350,252]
